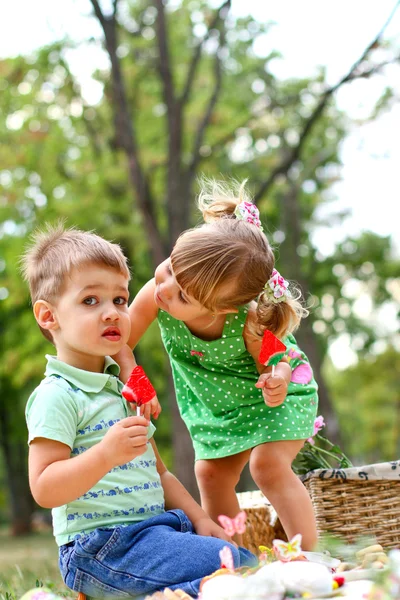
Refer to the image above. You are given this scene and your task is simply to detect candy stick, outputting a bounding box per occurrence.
[121,366,156,416]
[259,330,287,377]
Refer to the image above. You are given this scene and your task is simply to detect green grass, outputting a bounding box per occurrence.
[0,529,73,600]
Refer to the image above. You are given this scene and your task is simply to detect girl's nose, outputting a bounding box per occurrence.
[160,279,175,300]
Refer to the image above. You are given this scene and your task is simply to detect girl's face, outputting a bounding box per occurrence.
[154,258,212,322]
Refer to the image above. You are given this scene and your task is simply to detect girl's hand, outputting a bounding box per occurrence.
[193,516,235,543]
[256,372,288,407]
[137,395,162,420]
[112,345,138,384]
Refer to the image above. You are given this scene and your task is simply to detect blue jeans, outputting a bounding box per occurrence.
[59,510,257,599]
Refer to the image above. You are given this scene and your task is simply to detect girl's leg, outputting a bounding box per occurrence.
[249,440,317,550]
[195,451,251,544]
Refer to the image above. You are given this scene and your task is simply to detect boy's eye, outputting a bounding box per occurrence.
[114,296,127,305]
[83,297,97,306]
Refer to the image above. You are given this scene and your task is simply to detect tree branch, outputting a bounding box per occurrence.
[186,6,231,181]
[154,0,176,119]
[89,0,165,265]
[254,0,400,202]
[180,0,231,108]
[90,0,106,28]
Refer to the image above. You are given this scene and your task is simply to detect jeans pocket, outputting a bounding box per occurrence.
[59,544,73,582]
[77,528,119,560]
[73,569,131,598]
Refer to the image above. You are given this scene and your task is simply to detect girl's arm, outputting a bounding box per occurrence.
[150,438,233,542]
[128,278,158,349]
[243,304,291,407]
[114,279,160,418]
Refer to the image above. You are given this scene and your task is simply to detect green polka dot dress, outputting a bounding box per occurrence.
[158,306,318,460]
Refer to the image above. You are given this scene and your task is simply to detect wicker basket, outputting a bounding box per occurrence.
[237,490,287,554]
[302,463,400,549]
[238,462,400,552]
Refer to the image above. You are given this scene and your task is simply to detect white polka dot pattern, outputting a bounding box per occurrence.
[158,307,318,460]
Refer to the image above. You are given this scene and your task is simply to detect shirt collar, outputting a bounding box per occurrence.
[45,355,121,393]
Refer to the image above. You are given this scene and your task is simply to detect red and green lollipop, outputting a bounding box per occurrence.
[122,366,156,416]
[259,330,287,376]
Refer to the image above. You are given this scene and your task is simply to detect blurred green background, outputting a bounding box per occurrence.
[0,0,399,597]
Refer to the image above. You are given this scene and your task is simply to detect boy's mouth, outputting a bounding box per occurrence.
[102,327,121,341]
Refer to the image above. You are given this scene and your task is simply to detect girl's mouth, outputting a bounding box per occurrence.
[155,289,167,308]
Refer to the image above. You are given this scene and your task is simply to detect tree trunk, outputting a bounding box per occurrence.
[167,370,199,501]
[5,444,34,536]
[0,397,34,535]
[280,186,340,443]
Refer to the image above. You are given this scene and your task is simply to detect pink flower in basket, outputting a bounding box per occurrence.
[307,415,325,445]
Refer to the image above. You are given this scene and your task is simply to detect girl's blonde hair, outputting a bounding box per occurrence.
[171,178,308,339]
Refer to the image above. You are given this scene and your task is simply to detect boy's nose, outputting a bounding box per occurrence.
[103,304,119,321]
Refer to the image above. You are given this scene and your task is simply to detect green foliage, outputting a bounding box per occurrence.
[293,434,353,475]
[0,0,399,533]
[327,347,400,463]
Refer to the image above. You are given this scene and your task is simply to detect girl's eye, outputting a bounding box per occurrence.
[179,292,188,304]
[83,297,97,306]
[166,263,172,274]
[114,297,127,305]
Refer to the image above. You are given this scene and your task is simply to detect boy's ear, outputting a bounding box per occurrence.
[33,300,59,331]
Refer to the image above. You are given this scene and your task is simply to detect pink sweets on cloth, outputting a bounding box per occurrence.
[258,330,287,376]
[122,366,156,415]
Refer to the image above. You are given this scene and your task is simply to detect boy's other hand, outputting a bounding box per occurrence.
[100,416,149,468]
[193,516,237,544]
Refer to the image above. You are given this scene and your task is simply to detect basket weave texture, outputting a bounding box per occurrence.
[237,490,287,554]
[238,462,400,553]
[302,462,400,549]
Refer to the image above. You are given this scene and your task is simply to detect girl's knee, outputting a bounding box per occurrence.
[249,453,290,488]
[195,460,240,489]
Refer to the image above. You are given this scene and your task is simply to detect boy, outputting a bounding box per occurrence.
[22,225,256,600]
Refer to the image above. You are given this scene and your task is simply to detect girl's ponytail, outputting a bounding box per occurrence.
[256,270,309,339]
[197,178,250,222]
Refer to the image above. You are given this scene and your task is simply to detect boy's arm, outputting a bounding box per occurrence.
[243,304,291,407]
[150,438,232,542]
[29,416,149,508]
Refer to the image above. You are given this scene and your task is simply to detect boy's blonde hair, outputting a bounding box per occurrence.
[21,224,130,342]
[171,178,308,339]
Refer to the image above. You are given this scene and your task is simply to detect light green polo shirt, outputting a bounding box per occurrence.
[26,355,165,546]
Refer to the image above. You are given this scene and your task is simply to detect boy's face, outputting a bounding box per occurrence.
[43,264,130,372]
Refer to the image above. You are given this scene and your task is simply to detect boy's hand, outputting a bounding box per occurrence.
[99,416,149,468]
[192,516,236,544]
[255,372,288,407]
[137,395,162,420]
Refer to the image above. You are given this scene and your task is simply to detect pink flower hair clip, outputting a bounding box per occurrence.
[234,201,263,230]
[264,268,290,303]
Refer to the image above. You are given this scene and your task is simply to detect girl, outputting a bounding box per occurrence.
[122,179,318,550]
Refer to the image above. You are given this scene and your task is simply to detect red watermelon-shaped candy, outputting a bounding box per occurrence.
[122,366,155,406]
[259,330,287,367]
